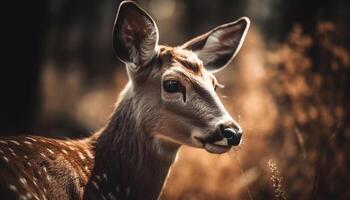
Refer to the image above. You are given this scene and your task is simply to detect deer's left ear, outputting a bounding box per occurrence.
[182,17,250,73]
[113,1,159,71]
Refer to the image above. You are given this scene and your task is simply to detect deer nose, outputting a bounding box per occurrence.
[220,125,242,146]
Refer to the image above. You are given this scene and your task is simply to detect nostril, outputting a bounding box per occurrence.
[221,127,242,146]
[221,128,235,139]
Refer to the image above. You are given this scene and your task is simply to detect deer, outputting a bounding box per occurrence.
[0,1,250,200]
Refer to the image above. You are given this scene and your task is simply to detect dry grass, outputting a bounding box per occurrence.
[268,160,287,200]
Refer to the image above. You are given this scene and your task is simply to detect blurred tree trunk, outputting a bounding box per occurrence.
[47,0,120,80]
[0,1,48,135]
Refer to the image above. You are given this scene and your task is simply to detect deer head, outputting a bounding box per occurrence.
[113,1,250,154]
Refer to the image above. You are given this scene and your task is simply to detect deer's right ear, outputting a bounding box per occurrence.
[182,17,250,73]
[113,1,159,71]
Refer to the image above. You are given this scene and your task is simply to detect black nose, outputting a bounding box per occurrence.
[221,127,242,146]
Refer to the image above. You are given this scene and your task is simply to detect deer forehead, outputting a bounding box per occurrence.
[159,46,202,73]
[156,46,216,84]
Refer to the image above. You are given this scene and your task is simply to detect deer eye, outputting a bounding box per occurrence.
[163,80,180,93]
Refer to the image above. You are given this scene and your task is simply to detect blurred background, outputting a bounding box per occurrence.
[1,0,350,199]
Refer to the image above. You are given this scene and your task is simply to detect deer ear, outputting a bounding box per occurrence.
[182,17,250,73]
[113,1,159,71]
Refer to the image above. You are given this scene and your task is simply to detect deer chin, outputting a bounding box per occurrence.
[154,132,202,148]
[203,143,232,154]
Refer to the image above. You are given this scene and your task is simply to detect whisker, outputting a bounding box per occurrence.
[216,83,225,89]
[232,146,242,151]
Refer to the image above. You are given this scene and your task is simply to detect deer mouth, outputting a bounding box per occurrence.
[194,134,232,154]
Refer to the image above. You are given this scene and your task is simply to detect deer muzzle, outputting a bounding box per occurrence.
[214,127,242,146]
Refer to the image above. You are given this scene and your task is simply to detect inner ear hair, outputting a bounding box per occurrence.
[113,1,159,71]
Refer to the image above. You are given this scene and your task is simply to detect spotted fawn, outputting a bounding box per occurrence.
[0,1,250,199]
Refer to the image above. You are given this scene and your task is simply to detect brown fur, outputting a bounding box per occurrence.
[159,46,203,75]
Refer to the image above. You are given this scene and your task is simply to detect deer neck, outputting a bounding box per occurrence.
[87,87,179,200]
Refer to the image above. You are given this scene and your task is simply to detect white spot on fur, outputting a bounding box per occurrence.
[0,140,8,145]
[61,149,68,155]
[2,156,9,162]
[24,141,32,146]
[27,162,32,167]
[68,146,75,151]
[8,147,17,157]
[46,174,51,182]
[26,193,32,199]
[40,153,47,159]
[19,177,27,185]
[85,149,94,159]
[92,181,99,190]
[0,149,4,154]
[96,175,101,181]
[9,184,17,192]
[9,140,20,146]
[25,137,37,142]
[78,152,86,161]
[24,155,28,159]
[33,194,39,200]
[19,195,28,200]
[33,179,38,187]
[47,148,54,155]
